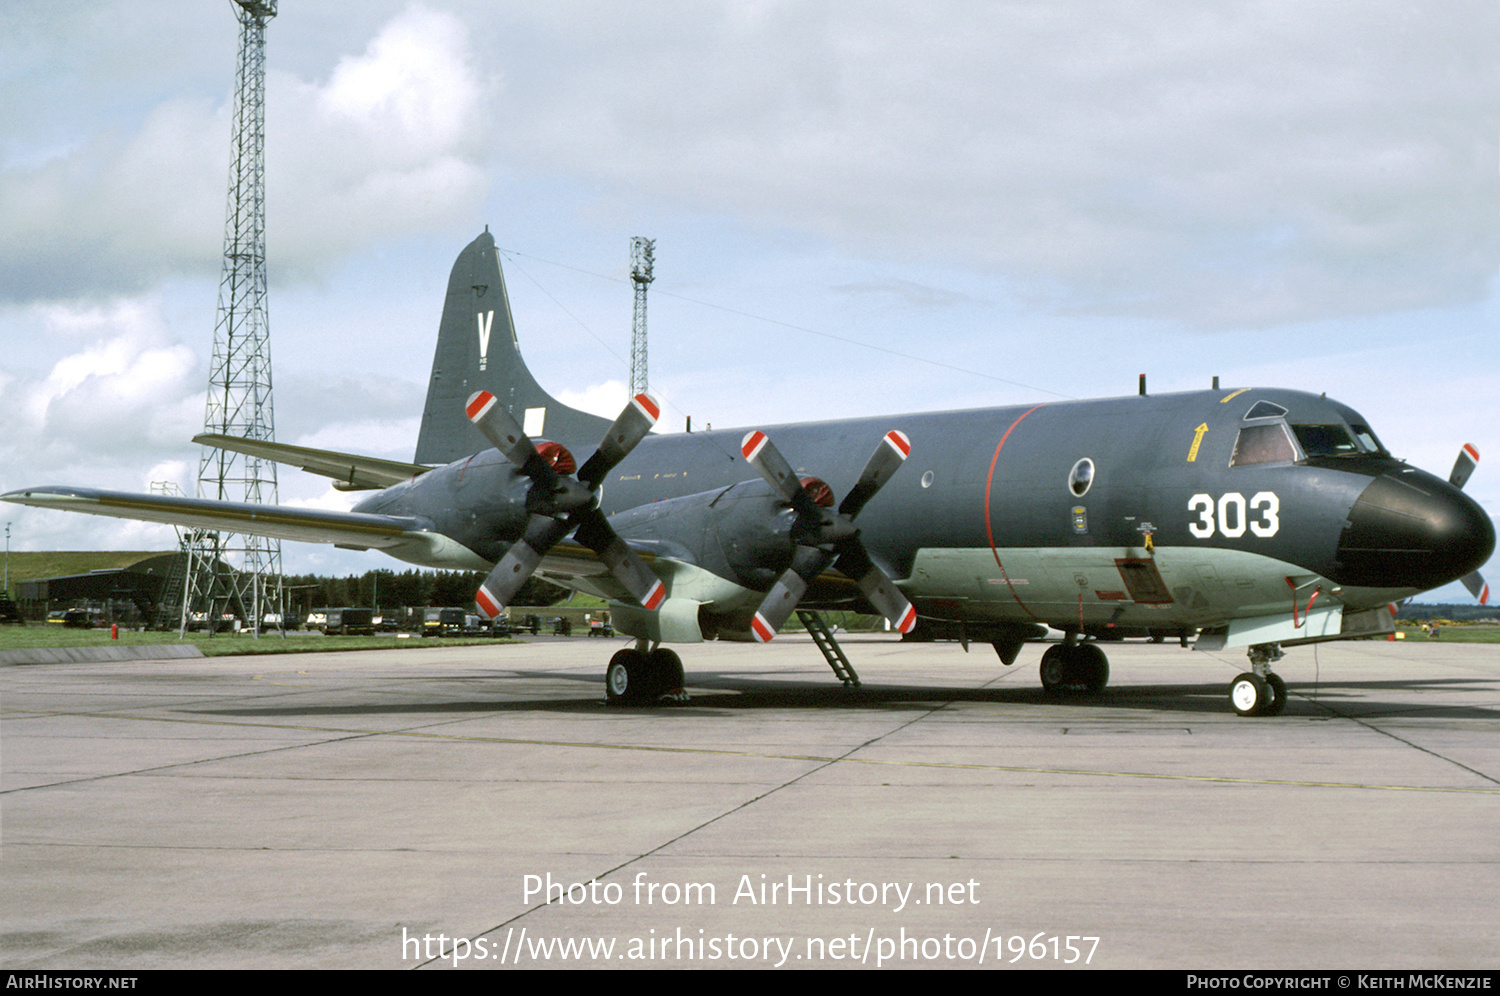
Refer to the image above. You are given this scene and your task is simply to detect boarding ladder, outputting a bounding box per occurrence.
[797,610,861,687]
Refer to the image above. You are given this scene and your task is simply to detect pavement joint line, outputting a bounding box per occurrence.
[417,689,954,967]
[8,706,1500,799]
[1198,649,1500,788]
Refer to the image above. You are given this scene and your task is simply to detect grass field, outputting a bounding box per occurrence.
[1394,624,1500,644]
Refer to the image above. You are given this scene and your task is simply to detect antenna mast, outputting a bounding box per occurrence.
[629,237,655,395]
[185,0,282,637]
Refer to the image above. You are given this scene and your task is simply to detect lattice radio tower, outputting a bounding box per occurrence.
[184,0,282,636]
[629,237,655,394]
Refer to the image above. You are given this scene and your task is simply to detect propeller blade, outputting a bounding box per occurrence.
[1461,571,1490,605]
[578,392,660,488]
[474,516,570,618]
[572,507,666,610]
[751,570,807,643]
[741,430,824,520]
[466,390,558,486]
[839,430,911,518]
[749,547,830,642]
[832,538,917,634]
[1450,444,1479,490]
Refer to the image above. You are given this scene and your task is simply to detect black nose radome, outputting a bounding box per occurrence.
[1334,469,1495,591]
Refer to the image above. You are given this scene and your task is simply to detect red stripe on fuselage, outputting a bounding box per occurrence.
[984,406,1046,622]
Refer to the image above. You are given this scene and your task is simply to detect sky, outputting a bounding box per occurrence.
[1,0,1495,600]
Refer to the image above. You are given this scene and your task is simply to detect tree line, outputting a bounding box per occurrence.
[280,570,568,615]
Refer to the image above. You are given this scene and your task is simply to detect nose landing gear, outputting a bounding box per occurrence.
[1231,644,1287,716]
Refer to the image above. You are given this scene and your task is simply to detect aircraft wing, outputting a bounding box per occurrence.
[0,486,472,567]
[193,434,432,491]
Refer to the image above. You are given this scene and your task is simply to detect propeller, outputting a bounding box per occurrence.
[1448,443,1489,605]
[1449,443,1479,490]
[740,428,918,641]
[466,390,666,617]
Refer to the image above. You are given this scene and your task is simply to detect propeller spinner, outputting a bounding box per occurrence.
[740,428,917,641]
[467,390,666,618]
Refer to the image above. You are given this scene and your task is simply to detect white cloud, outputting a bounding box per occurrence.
[1,297,202,477]
[318,4,478,158]
[0,3,490,302]
[557,379,630,421]
[268,4,490,275]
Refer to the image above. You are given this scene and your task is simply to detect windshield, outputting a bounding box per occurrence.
[1348,423,1387,456]
[1290,423,1360,457]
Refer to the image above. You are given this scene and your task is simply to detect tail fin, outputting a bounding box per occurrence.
[414,230,613,465]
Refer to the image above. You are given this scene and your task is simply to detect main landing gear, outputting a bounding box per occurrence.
[1229,643,1287,717]
[605,643,688,706]
[1037,641,1110,694]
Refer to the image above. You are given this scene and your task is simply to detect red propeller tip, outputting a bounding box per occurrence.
[750,613,776,643]
[466,391,497,422]
[741,431,768,462]
[643,580,666,611]
[633,393,661,422]
[475,586,502,619]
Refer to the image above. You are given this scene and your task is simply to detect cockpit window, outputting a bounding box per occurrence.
[1244,401,1289,420]
[1230,423,1298,466]
[1349,423,1386,455]
[1291,423,1359,457]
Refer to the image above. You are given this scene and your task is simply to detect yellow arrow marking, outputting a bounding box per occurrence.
[1187,422,1208,462]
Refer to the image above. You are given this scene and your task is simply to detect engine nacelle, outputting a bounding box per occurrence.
[609,479,803,591]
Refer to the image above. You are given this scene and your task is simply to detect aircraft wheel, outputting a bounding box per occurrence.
[646,648,686,698]
[1262,673,1288,716]
[1038,645,1070,693]
[1075,642,1109,693]
[1229,672,1270,717]
[605,649,649,705]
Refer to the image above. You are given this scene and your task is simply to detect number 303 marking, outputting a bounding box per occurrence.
[1188,492,1279,539]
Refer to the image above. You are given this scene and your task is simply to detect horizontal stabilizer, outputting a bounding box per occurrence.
[194,434,431,491]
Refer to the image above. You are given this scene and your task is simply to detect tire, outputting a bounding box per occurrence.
[1076,642,1109,693]
[1039,645,1069,692]
[1230,672,1270,717]
[1262,673,1287,716]
[646,648,685,695]
[605,649,648,705]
